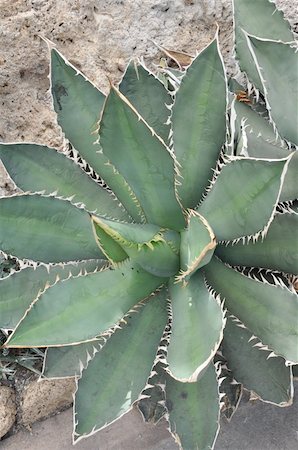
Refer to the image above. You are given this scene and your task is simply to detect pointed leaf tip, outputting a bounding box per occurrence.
[172,34,227,209]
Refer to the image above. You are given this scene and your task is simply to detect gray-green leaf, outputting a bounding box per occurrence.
[51,48,142,221]
[119,61,171,144]
[172,35,227,208]
[0,260,106,330]
[233,0,293,91]
[165,363,219,450]
[167,272,224,382]
[0,143,130,221]
[197,157,287,241]
[216,212,298,275]
[5,261,165,347]
[204,257,298,363]
[0,195,102,263]
[223,316,293,406]
[99,88,185,230]
[246,36,298,145]
[74,290,168,441]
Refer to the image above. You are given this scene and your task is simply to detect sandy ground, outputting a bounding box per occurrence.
[1,382,298,450]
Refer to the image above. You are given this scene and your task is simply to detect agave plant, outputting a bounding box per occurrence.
[0,0,297,448]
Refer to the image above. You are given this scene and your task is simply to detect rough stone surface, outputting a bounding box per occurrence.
[0,0,297,149]
[0,0,221,148]
[0,386,16,439]
[19,378,76,427]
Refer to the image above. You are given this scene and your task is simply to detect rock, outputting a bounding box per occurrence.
[0,386,16,438]
[20,378,76,427]
[0,0,220,146]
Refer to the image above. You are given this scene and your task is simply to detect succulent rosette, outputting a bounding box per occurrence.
[0,0,297,447]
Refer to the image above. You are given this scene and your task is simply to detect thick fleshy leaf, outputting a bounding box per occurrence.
[204,257,298,363]
[172,35,227,208]
[163,229,181,255]
[0,260,107,330]
[197,157,288,241]
[0,195,102,263]
[0,143,130,221]
[222,316,293,406]
[127,240,180,278]
[99,88,185,230]
[233,0,293,91]
[5,261,165,347]
[178,210,216,282]
[246,36,298,145]
[238,134,298,202]
[167,272,225,382]
[119,61,171,143]
[216,212,298,275]
[74,290,168,441]
[92,221,129,264]
[51,48,105,132]
[239,133,288,160]
[92,216,180,276]
[43,341,104,379]
[51,48,142,221]
[165,363,219,450]
[92,215,162,246]
[232,99,278,145]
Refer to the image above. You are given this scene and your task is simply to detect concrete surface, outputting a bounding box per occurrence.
[216,386,298,450]
[1,382,298,450]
